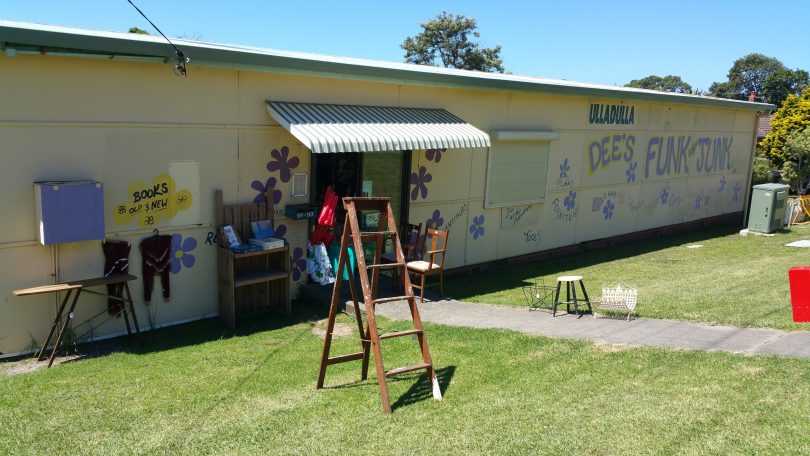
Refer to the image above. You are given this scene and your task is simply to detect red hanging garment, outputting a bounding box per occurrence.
[318,186,339,227]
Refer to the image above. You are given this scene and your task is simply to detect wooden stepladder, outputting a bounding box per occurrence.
[316,197,442,414]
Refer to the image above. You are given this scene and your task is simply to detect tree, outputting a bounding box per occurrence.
[763,68,810,107]
[709,53,808,106]
[626,75,693,93]
[128,26,150,35]
[402,12,504,73]
[759,87,810,166]
[782,127,810,191]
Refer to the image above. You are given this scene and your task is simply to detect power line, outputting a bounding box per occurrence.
[125,0,188,76]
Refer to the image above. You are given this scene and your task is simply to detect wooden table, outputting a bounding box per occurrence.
[14,274,141,367]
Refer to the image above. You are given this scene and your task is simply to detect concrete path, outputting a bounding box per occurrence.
[346,298,810,359]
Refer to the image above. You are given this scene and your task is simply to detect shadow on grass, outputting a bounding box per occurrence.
[445,225,739,302]
[391,365,455,411]
[52,300,330,364]
[321,365,456,412]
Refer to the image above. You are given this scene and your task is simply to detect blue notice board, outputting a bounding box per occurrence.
[35,181,105,245]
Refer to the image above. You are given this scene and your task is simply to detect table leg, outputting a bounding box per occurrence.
[571,281,581,318]
[123,282,142,340]
[552,281,562,316]
[579,280,593,314]
[37,289,73,361]
[566,282,571,314]
[121,302,133,337]
[47,289,82,368]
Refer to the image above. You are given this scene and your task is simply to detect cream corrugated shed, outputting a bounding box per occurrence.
[266,101,491,153]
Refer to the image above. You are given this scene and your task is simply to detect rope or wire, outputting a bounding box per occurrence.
[125,0,188,76]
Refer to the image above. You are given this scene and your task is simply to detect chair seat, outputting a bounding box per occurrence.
[407,260,441,272]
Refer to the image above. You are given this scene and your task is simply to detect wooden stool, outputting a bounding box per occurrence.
[553,275,592,318]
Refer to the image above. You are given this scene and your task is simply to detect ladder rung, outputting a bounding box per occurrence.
[379,328,423,340]
[367,262,405,270]
[326,352,365,365]
[385,362,432,377]
[373,295,411,304]
[356,231,398,239]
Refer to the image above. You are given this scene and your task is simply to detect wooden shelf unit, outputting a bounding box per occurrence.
[215,190,291,329]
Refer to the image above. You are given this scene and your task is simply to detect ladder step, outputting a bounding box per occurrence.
[367,262,405,270]
[379,328,423,340]
[385,362,432,377]
[373,295,412,304]
[326,352,365,365]
[356,231,398,239]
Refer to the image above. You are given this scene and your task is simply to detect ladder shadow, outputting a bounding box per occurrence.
[390,365,456,411]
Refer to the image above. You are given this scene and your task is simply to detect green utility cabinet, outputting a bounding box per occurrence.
[748,183,790,233]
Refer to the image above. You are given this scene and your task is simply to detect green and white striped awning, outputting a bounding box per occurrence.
[266,101,491,153]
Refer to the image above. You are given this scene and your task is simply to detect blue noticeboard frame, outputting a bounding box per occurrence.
[35,181,105,245]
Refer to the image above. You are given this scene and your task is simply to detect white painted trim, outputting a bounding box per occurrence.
[492,131,560,142]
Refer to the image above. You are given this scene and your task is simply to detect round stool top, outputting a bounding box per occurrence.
[557,275,583,282]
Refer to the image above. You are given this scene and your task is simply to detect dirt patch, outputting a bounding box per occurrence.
[592,341,636,353]
[311,323,354,339]
[0,355,80,377]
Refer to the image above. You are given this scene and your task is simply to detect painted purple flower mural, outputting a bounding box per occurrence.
[250,177,282,204]
[694,194,702,210]
[660,188,669,205]
[603,200,615,220]
[267,146,300,183]
[273,224,287,240]
[425,209,444,230]
[170,234,197,274]
[290,247,306,281]
[719,176,727,192]
[469,215,485,240]
[626,161,638,183]
[410,166,432,201]
[564,191,577,211]
[426,148,446,163]
[732,182,741,202]
[559,158,570,178]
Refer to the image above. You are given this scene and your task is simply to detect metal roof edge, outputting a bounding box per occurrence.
[0,20,776,112]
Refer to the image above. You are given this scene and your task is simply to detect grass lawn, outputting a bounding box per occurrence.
[445,224,810,331]
[1,306,809,455]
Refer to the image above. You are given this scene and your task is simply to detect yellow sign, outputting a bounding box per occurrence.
[113,174,192,227]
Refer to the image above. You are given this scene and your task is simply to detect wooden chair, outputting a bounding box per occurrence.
[381,222,422,285]
[407,227,449,302]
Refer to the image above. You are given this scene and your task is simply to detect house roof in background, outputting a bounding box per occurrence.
[0,20,776,112]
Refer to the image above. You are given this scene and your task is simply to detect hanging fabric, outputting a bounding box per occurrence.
[139,233,172,303]
[102,239,131,316]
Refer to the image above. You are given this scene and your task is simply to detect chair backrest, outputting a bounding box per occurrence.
[424,227,449,268]
[402,222,423,261]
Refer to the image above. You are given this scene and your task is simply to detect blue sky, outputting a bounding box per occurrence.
[3,1,808,91]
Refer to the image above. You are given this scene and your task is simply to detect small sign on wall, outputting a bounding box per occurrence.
[500,204,538,230]
[35,180,105,245]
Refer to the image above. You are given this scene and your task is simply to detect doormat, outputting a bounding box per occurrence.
[784,240,810,248]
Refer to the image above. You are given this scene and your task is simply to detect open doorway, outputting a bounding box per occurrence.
[311,151,411,229]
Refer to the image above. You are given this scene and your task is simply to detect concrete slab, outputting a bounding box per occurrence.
[344,297,810,360]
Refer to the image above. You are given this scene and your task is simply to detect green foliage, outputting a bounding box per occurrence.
[751,157,773,185]
[764,68,810,107]
[709,53,809,107]
[402,12,504,73]
[625,75,693,93]
[128,26,150,35]
[760,87,810,166]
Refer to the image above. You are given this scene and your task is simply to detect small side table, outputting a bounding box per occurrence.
[553,275,593,318]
